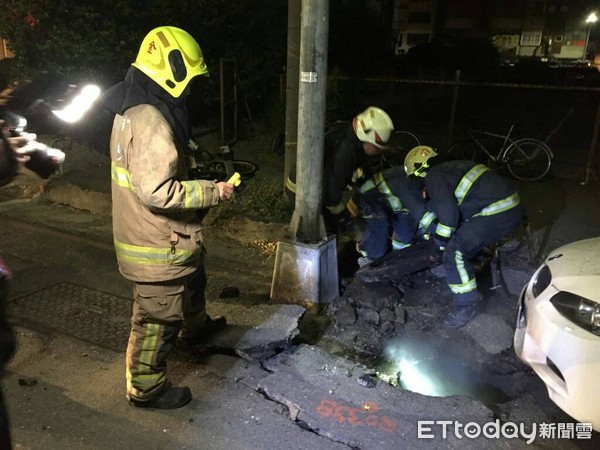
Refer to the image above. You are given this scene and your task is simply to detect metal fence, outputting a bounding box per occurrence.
[329,71,600,184]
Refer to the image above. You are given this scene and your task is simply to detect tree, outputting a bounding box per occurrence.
[0,0,287,116]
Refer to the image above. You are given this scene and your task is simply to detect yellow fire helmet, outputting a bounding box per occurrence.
[132,26,209,98]
[404,145,438,177]
[354,106,394,149]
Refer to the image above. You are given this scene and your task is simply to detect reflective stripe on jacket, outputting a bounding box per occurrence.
[110,104,220,282]
[356,167,425,222]
[424,161,521,237]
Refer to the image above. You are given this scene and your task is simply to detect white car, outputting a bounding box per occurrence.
[514,237,600,431]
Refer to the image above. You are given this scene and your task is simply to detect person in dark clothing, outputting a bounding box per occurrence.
[0,126,38,449]
[285,106,395,231]
[404,146,524,328]
[346,166,426,265]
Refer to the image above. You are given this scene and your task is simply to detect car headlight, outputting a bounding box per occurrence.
[531,264,551,297]
[550,291,600,336]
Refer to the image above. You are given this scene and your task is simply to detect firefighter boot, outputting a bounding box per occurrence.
[443,293,483,329]
[443,304,479,328]
[129,381,192,409]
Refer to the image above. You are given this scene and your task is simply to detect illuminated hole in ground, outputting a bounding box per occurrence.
[377,338,511,408]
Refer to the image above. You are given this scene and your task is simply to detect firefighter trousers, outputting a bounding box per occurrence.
[126,266,208,401]
[443,204,524,306]
[354,189,416,260]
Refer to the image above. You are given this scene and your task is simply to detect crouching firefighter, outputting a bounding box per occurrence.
[346,166,426,267]
[404,146,524,328]
[103,26,235,409]
[285,106,395,233]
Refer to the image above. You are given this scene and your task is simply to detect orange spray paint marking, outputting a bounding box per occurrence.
[315,398,397,433]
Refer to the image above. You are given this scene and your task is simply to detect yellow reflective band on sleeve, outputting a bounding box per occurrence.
[111,162,134,189]
[392,240,411,250]
[418,211,437,230]
[435,223,454,238]
[373,173,402,213]
[474,192,521,217]
[346,197,359,217]
[351,167,365,183]
[285,177,296,193]
[180,180,206,209]
[359,179,376,193]
[114,239,200,266]
[455,164,488,205]
[327,201,346,215]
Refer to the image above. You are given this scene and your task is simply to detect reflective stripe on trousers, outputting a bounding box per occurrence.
[126,267,207,401]
[442,202,524,306]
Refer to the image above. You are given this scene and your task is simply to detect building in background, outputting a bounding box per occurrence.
[391,0,598,65]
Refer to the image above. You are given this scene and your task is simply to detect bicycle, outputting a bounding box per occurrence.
[324,121,421,172]
[271,120,421,160]
[380,129,421,169]
[187,138,258,181]
[447,124,553,181]
[272,121,420,172]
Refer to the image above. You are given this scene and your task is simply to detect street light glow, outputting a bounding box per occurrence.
[583,12,598,63]
[52,84,101,123]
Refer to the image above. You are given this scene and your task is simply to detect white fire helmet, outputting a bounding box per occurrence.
[354,107,394,149]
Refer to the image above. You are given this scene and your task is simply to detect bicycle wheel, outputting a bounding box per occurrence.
[504,138,552,181]
[208,159,258,180]
[381,130,420,168]
[271,132,284,156]
[447,140,477,161]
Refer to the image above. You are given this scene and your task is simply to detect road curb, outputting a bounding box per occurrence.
[44,182,111,216]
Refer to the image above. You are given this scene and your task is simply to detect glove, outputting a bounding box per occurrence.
[433,245,444,265]
[432,235,449,266]
[433,233,450,248]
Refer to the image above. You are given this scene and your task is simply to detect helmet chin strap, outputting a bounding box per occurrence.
[413,162,429,177]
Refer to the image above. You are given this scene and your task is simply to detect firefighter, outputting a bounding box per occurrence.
[285,106,395,232]
[103,27,235,409]
[404,146,524,328]
[346,166,426,266]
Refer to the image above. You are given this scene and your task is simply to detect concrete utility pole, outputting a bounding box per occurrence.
[284,0,301,193]
[270,0,338,310]
[290,0,329,242]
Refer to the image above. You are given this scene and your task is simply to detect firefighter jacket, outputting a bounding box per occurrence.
[348,167,426,256]
[349,167,425,226]
[110,104,220,282]
[323,124,372,214]
[419,160,521,240]
[286,124,372,215]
